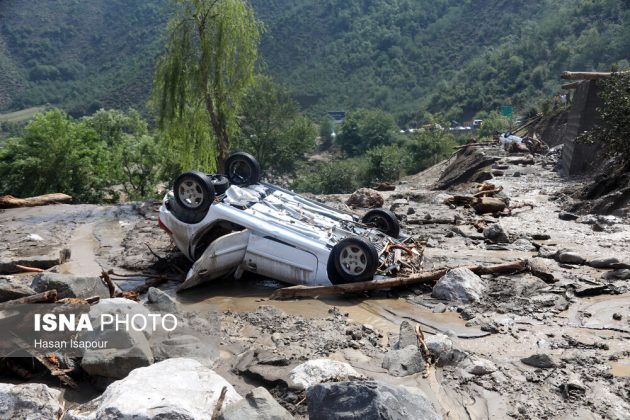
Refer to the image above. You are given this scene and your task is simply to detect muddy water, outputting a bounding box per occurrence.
[175,277,486,338]
[58,223,102,276]
[610,357,630,377]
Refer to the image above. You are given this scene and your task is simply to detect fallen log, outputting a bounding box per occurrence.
[10,337,78,389]
[270,260,527,299]
[0,193,72,209]
[560,71,613,80]
[4,290,58,304]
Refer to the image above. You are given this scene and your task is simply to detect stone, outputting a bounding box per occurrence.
[588,257,620,269]
[513,171,522,177]
[527,259,556,284]
[432,302,447,313]
[0,276,35,302]
[531,233,551,240]
[66,358,241,420]
[556,251,585,265]
[603,269,630,280]
[511,238,536,251]
[432,268,486,303]
[521,354,557,369]
[612,313,622,321]
[219,387,294,420]
[426,238,439,248]
[483,223,510,244]
[30,272,110,299]
[382,345,425,377]
[81,327,154,379]
[146,287,177,311]
[465,358,497,375]
[345,188,384,209]
[396,320,418,349]
[289,359,363,390]
[538,246,559,259]
[0,383,62,420]
[307,381,440,420]
[558,212,579,221]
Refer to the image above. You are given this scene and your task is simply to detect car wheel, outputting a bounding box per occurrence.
[208,174,229,195]
[173,170,215,215]
[224,152,261,186]
[327,236,379,284]
[362,208,400,238]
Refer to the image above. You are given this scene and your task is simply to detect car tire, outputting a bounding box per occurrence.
[173,170,215,216]
[208,174,229,195]
[224,152,261,186]
[362,208,400,238]
[167,197,208,224]
[327,236,379,284]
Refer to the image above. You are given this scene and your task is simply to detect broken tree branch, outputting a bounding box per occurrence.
[14,264,46,273]
[211,386,228,420]
[270,260,528,299]
[0,193,72,209]
[4,290,58,304]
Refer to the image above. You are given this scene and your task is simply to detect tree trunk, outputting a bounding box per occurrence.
[0,193,72,209]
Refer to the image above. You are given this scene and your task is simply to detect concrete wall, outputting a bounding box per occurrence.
[561,80,604,176]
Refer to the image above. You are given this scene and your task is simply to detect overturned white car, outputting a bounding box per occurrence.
[158,153,422,291]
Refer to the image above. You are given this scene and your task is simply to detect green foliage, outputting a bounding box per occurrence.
[405,128,457,173]
[336,109,398,156]
[153,0,263,167]
[318,116,335,149]
[579,71,630,162]
[292,157,368,194]
[0,109,111,202]
[0,108,163,202]
[365,145,409,184]
[477,112,513,138]
[233,75,316,173]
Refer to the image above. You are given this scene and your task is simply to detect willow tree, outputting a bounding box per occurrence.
[154,0,262,171]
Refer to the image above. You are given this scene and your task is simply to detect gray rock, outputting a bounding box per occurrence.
[396,320,418,349]
[521,354,557,369]
[81,327,154,379]
[307,381,441,420]
[219,387,294,420]
[0,276,35,302]
[146,287,177,311]
[511,238,536,252]
[65,358,242,420]
[558,212,579,221]
[426,238,439,248]
[289,359,362,389]
[483,223,510,244]
[465,358,497,375]
[31,272,110,299]
[432,268,486,303]
[382,345,425,377]
[432,302,447,313]
[346,188,384,209]
[538,246,559,259]
[588,257,620,269]
[603,269,630,280]
[556,251,585,265]
[0,383,62,420]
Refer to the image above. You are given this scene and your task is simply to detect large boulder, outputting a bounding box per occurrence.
[65,358,242,420]
[0,383,62,420]
[434,147,498,190]
[432,268,486,303]
[395,320,418,349]
[346,188,384,209]
[0,276,35,302]
[381,345,425,377]
[307,381,441,420]
[289,359,363,390]
[219,387,294,420]
[31,272,110,299]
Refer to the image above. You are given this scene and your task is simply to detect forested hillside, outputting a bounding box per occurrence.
[1,0,628,122]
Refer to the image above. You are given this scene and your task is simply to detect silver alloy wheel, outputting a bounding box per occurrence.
[339,245,368,275]
[178,179,204,208]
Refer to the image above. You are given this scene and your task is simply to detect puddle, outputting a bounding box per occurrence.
[175,278,486,338]
[58,223,102,276]
[609,357,630,377]
[563,293,630,333]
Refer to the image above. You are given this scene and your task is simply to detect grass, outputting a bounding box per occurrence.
[0,106,47,123]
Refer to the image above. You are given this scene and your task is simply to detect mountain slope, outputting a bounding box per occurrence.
[0,0,628,122]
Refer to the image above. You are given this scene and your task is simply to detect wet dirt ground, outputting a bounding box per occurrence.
[1,144,629,419]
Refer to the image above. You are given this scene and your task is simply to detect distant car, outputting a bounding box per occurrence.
[472,119,483,129]
[158,153,422,291]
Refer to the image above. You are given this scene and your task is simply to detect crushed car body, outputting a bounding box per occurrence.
[158,153,423,291]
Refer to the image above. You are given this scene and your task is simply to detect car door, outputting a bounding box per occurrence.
[242,234,319,285]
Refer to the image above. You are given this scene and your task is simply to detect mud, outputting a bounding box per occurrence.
[1,144,629,419]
